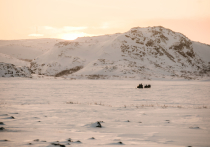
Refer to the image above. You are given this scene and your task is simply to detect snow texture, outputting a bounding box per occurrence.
[0,79,210,147]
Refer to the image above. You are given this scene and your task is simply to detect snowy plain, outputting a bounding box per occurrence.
[0,78,210,147]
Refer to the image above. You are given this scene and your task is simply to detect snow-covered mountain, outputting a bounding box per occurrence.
[30,26,210,80]
[0,38,61,61]
[0,53,30,67]
[0,39,62,78]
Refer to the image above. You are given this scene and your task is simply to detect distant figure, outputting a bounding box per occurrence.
[144,84,151,88]
[137,83,143,88]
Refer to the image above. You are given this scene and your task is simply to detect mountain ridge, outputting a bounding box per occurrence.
[29,26,210,80]
[0,26,209,80]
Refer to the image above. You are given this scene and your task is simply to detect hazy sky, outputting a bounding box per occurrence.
[0,0,210,44]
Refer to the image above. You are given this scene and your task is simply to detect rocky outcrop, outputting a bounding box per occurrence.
[0,62,32,78]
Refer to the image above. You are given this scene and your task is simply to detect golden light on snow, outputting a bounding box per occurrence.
[61,33,85,40]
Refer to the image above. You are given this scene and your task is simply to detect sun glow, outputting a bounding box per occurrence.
[61,33,86,40]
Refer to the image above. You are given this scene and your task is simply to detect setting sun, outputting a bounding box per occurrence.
[61,33,86,40]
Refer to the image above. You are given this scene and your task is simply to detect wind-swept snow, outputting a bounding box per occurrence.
[0,79,210,147]
[0,53,29,67]
[0,39,61,60]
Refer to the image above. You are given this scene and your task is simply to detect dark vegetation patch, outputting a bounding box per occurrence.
[86,74,108,79]
[146,39,154,47]
[55,41,80,47]
[55,66,83,77]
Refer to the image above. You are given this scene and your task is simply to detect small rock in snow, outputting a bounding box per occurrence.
[76,140,82,143]
[67,138,72,142]
[189,126,199,129]
[96,121,102,128]
[51,142,60,146]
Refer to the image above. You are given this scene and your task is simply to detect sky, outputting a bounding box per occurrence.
[0,0,210,44]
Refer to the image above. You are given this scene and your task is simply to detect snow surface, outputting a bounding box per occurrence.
[0,79,210,147]
[0,39,62,78]
[0,39,62,60]
[0,53,29,67]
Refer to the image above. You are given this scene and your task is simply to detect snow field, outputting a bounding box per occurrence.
[0,79,210,147]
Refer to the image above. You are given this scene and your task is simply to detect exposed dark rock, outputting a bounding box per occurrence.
[0,62,32,78]
[0,122,4,125]
[96,121,102,128]
[0,127,5,130]
[118,141,123,144]
[67,138,72,142]
[51,142,60,146]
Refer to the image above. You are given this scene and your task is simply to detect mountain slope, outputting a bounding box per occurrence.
[0,38,62,60]
[0,53,29,67]
[0,39,63,78]
[30,26,210,80]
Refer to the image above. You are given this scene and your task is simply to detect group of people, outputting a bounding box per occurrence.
[137,83,151,88]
